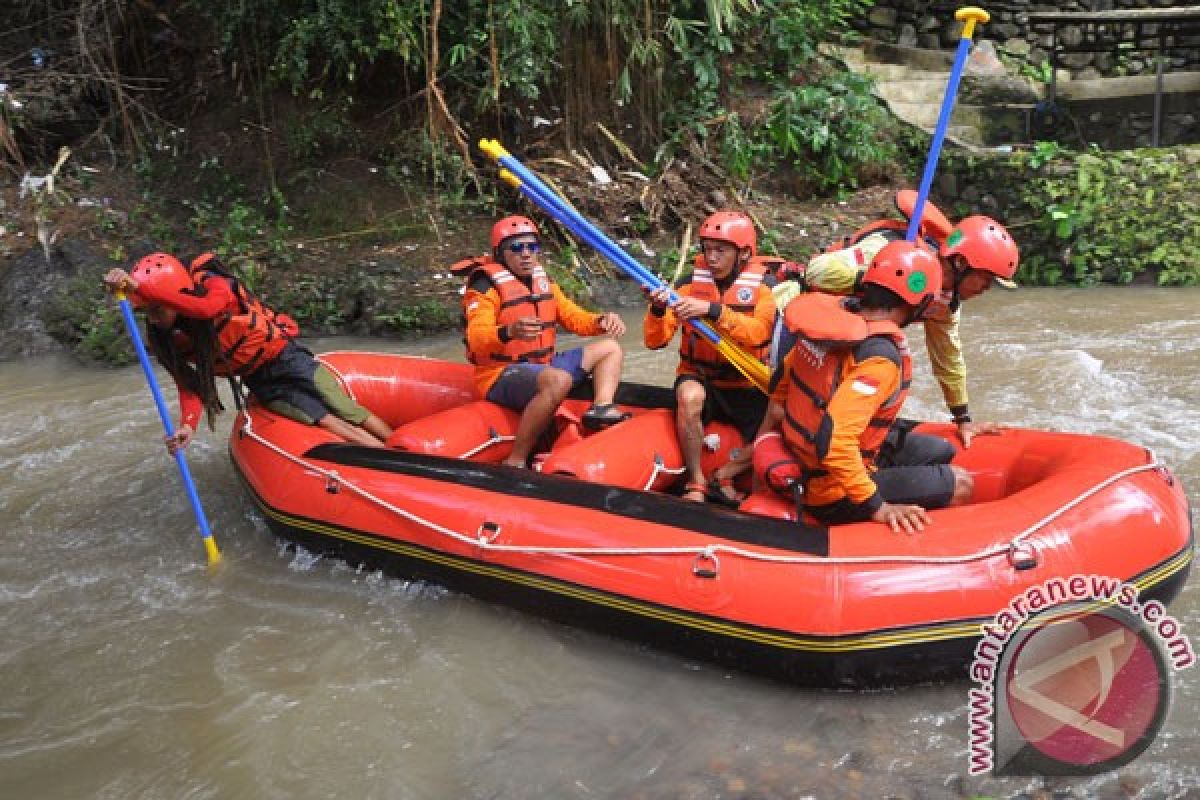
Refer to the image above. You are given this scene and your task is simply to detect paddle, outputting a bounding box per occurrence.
[114,289,222,567]
[905,6,990,242]
[479,139,771,393]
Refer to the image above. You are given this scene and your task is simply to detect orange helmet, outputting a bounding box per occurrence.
[862,241,942,308]
[943,215,1019,287]
[699,211,756,256]
[129,253,193,309]
[490,215,540,250]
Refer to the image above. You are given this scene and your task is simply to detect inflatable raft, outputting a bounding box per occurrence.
[228,352,1193,687]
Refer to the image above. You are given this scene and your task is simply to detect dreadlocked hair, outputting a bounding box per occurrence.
[146,316,226,430]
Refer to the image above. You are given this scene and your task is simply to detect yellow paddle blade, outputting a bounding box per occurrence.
[204,537,223,568]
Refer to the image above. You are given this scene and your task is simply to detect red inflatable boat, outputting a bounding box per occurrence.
[228,351,1193,686]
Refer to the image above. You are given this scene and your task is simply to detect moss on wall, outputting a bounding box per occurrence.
[939,144,1200,286]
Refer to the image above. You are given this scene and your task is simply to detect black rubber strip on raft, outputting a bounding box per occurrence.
[303,443,830,557]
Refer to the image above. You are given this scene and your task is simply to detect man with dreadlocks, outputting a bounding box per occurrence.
[103,253,392,451]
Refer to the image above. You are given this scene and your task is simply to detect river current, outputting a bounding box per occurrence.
[1,287,1197,798]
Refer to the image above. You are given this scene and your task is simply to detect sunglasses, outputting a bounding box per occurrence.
[506,241,541,255]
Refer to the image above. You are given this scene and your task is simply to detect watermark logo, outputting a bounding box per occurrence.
[967,575,1194,776]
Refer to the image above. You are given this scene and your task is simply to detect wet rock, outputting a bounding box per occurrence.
[868,8,898,27]
[1001,38,1032,58]
[960,74,1041,105]
[0,239,104,360]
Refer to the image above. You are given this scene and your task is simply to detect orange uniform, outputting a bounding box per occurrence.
[643,258,776,389]
[771,294,911,512]
[462,264,606,397]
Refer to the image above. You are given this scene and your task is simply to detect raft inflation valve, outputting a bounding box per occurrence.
[692,548,720,579]
[1008,542,1039,571]
[325,472,341,495]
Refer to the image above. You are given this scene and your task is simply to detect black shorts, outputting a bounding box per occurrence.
[807,461,957,525]
[243,341,369,425]
[674,374,768,447]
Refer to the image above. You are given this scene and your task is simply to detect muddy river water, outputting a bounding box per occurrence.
[2,287,1197,798]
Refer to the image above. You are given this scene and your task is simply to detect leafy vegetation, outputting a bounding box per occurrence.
[5,1,894,195]
[945,146,1200,286]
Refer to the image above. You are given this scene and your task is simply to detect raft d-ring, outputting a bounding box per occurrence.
[477,521,501,545]
[1008,542,1039,571]
[325,472,341,495]
[692,549,720,579]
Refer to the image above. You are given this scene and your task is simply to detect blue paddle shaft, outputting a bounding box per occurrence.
[906,34,974,242]
[498,155,723,346]
[117,298,215,543]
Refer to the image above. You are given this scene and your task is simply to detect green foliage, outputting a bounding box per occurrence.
[753,71,897,193]
[201,0,877,194]
[947,146,1200,287]
[1027,140,1062,170]
[43,274,134,365]
[543,243,590,300]
[375,299,457,334]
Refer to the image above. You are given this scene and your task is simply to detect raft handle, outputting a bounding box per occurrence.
[692,549,721,579]
[477,521,501,544]
[1008,542,1039,571]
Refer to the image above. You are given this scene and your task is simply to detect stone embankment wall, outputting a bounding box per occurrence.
[857,1,1200,80]
[857,1,1200,147]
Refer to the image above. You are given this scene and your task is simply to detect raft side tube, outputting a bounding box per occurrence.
[386,400,521,462]
[318,352,476,427]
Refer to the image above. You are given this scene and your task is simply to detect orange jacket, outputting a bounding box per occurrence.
[460,258,606,397]
[172,311,291,429]
[771,293,911,511]
[643,256,775,389]
[189,253,300,338]
[461,259,558,368]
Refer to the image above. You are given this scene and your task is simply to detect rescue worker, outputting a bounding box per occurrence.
[644,211,776,504]
[457,215,627,469]
[754,240,974,533]
[103,254,393,450]
[775,210,1019,450]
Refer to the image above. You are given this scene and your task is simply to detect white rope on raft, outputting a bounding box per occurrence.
[238,414,1161,568]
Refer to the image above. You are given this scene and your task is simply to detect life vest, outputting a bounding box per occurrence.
[453,256,558,366]
[778,293,912,477]
[679,256,772,384]
[189,253,300,338]
[824,190,955,254]
[171,310,290,378]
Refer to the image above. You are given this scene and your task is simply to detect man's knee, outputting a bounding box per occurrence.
[950,465,974,506]
[592,337,621,357]
[538,366,574,398]
[675,381,706,417]
[582,337,622,367]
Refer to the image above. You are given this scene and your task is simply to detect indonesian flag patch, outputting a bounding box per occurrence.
[850,376,880,396]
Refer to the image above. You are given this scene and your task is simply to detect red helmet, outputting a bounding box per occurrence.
[699,211,756,256]
[943,215,1019,287]
[490,215,540,250]
[862,241,943,307]
[129,253,193,309]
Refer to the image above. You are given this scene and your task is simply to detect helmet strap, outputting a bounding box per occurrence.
[949,257,970,309]
[904,295,934,327]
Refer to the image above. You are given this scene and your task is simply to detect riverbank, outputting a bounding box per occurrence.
[0,153,905,364]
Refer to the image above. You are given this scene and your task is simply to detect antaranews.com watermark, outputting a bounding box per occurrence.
[967,574,1194,776]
